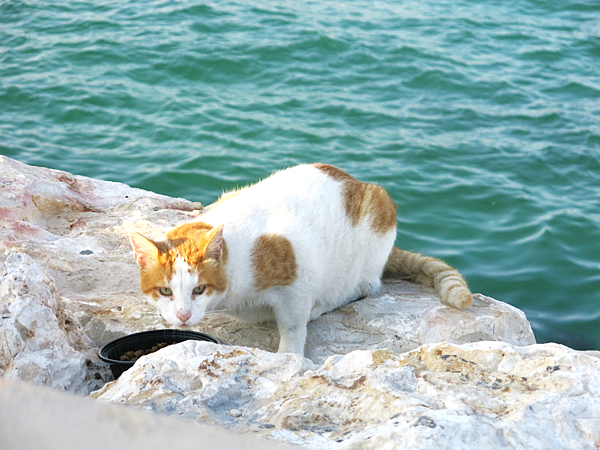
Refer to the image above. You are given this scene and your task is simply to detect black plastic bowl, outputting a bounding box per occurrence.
[99,329,220,379]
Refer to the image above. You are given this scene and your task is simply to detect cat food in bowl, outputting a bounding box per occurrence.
[99,329,220,379]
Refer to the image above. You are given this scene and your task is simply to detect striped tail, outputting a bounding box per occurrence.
[382,246,473,309]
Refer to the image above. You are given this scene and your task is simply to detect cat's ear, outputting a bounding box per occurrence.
[129,232,160,268]
[204,225,224,260]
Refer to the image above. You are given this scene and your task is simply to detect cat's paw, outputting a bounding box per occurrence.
[442,287,473,310]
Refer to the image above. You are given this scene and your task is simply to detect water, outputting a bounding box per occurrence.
[2,0,599,349]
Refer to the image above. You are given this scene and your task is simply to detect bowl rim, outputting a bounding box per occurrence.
[98,329,220,365]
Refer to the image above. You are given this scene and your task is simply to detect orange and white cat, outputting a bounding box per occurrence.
[130,164,472,355]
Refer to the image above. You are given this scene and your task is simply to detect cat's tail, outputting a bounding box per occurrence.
[382,246,473,309]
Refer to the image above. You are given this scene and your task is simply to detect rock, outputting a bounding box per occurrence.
[0,253,104,394]
[92,340,600,449]
[0,377,294,450]
[306,282,534,363]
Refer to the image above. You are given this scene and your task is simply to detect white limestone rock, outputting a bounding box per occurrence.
[92,340,600,449]
[306,281,534,364]
[0,253,104,394]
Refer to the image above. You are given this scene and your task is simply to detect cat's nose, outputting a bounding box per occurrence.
[176,310,192,324]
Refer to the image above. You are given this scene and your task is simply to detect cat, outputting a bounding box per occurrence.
[129,163,472,356]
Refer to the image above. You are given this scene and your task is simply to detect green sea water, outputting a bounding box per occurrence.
[2,0,599,349]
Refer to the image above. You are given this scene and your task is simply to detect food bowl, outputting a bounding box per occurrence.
[99,329,220,379]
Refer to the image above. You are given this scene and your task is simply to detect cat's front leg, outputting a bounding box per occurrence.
[271,294,312,356]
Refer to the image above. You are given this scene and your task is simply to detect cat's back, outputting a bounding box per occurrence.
[201,163,396,260]
[202,164,397,235]
[239,163,341,204]
[204,164,348,225]
[200,164,398,306]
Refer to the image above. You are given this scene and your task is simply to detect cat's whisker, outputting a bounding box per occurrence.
[204,309,229,316]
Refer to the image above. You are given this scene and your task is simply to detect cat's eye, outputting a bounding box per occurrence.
[192,285,206,295]
[158,287,172,296]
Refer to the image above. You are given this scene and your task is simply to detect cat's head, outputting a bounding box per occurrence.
[129,222,227,327]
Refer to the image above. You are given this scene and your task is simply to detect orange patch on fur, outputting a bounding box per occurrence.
[165,222,214,264]
[139,260,173,301]
[313,164,397,235]
[251,234,297,291]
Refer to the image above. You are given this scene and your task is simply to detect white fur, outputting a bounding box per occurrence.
[156,256,198,325]
[176,164,397,355]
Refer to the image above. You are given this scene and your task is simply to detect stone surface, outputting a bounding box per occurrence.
[0,253,104,393]
[306,282,534,363]
[0,377,293,450]
[93,340,600,449]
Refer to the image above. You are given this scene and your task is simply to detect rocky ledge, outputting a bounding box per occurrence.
[1,156,599,449]
[92,340,600,449]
